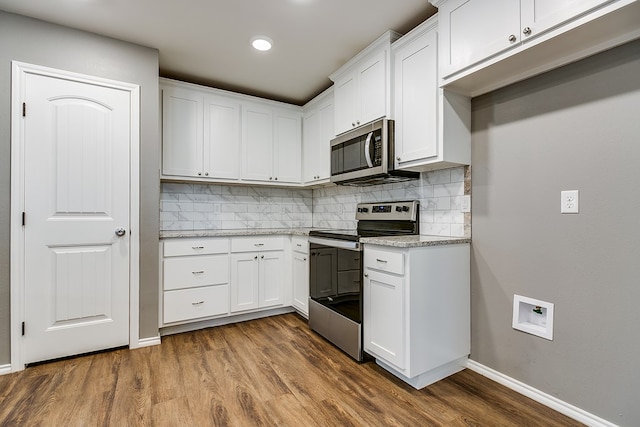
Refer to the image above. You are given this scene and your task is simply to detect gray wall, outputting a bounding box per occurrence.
[0,11,160,365]
[471,39,640,425]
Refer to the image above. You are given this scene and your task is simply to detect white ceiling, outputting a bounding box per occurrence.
[0,0,437,105]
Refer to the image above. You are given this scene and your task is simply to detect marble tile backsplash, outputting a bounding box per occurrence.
[160,166,471,237]
[161,184,313,230]
[312,166,471,237]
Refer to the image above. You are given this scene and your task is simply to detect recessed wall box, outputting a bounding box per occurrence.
[512,295,554,340]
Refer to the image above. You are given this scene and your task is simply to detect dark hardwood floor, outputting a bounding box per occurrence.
[0,313,582,426]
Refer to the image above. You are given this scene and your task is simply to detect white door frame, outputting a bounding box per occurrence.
[9,61,141,372]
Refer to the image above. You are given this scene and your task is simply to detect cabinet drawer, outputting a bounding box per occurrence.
[164,238,229,257]
[364,247,404,275]
[164,285,229,324]
[292,236,309,254]
[164,255,229,291]
[231,236,285,253]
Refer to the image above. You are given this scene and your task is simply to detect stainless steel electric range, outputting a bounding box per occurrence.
[307,200,419,361]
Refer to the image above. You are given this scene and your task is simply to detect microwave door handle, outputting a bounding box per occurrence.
[364,132,374,168]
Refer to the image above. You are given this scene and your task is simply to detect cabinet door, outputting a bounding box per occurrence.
[273,108,302,183]
[204,94,241,180]
[333,71,358,135]
[230,253,259,312]
[358,50,387,127]
[363,269,405,369]
[302,108,320,182]
[259,251,284,308]
[162,86,203,177]
[440,0,521,77]
[242,102,273,181]
[394,28,438,166]
[521,0,610,39]
[317,100,334,180]
[292,252,309,315]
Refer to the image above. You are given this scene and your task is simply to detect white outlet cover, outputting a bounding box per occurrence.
[561,190,579,214]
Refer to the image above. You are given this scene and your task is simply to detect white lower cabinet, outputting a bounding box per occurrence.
[291,236,309,317]
[162,238,231,325]
[230,236,286,313]
[363,243,470,389]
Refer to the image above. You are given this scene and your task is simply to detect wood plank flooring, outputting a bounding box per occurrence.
[0,313,583,426]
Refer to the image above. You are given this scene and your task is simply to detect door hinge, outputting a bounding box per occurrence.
[22,212,25,226]
[22,321,25,336]
[22,102,26,117]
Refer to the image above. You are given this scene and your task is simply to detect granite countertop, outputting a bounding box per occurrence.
[160,228,314,239]
[161,228,470,248]
[359,235,471,248]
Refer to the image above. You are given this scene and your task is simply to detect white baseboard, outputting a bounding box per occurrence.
[0,364,12,376]
[137,335,161,348]
[466,360,617,427]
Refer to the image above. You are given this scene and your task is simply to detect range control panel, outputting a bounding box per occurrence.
[355,200,419,221]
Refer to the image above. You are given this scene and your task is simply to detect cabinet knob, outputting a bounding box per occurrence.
[523,27,532,36]
[274,177,278,181]
[269,177,273,180]
[356,120,360,125]
[205,172,209,176]
[254,255,258,260]
[396,157,401,161]
[197,172,202,176]
[508,34,516,43]
[303,257,307,261]
[261,255,264,259]
[364,273,368,277]
[352,122,356,127]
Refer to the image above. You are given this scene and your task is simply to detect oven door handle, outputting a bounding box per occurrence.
[308,236,360,251]
[364,131,374,168]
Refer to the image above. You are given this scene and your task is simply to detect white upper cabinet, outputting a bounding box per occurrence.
[162,86,203,178]
[161,78,302,186]
[330,31,400,135]
[242,102,274,182]
[432,0,640,95]
[273,108,302,184]
[302,87,334,184]
[437,0,521,78]
[204,94,241,180]
[393,16,470,172]
[242,102,302,184]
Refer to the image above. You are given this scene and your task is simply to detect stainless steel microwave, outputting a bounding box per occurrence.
[329,119,419,186]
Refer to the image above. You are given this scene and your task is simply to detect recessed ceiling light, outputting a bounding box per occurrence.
[251,36,273,51]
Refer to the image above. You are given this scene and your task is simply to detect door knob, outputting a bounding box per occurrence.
[115,227,126,237]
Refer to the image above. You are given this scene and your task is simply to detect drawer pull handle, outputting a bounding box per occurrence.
[296,243,302,247]
[192,270,205,275]
[192,300,205,306]
[192,246,205,250]
[254,243,264,247]
[376,258,388,263]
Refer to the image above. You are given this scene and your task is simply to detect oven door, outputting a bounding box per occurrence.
[308,237,363,323]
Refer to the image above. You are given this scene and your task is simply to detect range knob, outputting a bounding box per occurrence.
[359,207,369,213]
[395,206,402,212]
[402,205,410,212]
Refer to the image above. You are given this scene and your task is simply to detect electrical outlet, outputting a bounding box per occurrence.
[461,195,471,213]
[561,190,579,214]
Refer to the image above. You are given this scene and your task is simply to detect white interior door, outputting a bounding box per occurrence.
[22,71,131,364]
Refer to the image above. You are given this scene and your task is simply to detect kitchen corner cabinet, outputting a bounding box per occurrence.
[230,237,286,313]
[291,236,310,317]
[302,87,334,184]
[392,16,470,172]
[330,31,400,136]
[161,81,241,181]
[363,243,470,389]
[432,0,640,95]
[162,238,231,325]
[242,102,302,184]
